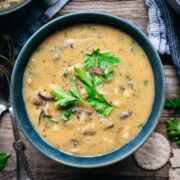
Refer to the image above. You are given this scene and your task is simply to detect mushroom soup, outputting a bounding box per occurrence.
[23,24,154,156]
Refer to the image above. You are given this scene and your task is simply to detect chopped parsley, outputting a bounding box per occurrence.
[61,107,76,120]
[165,98,180,112]
[51,77,86,107]
[138,123,143,128]
[83,49,120,69]
[85,88,114,116]
[144,80,149,86]
[125,74,131,81]
[48,117,58,123]
[36,47,43,52]
[166,118,180,145]
[0,153,11,171]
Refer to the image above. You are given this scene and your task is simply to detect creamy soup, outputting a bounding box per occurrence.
[0,0,25,11]
[23,24,154,156]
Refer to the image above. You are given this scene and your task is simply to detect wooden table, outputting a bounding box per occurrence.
[0,0,179,179]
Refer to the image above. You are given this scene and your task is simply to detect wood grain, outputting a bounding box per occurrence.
[0,0,179,179]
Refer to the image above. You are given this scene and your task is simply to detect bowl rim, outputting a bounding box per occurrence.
[0,0,31,16]
[11,12,166,168]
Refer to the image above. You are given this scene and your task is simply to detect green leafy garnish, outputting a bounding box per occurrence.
[74,68,94,88]
[61,107,76,120]
[165,98,180,112]
[36,47,43,52]
[83,49,120,69]
[75,66,113,88]
[86,92,114,116]
[125,74,131,81]
[48,118,58,123]
[144,80,149,86]
[83,53,96,69]
[138,123,143,128]
[96,49,120,69]
[0,153,11,171]
[51,77,86,107]
[166,118,180,145]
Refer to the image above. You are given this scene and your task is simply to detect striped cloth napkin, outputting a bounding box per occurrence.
[145,0,180,77]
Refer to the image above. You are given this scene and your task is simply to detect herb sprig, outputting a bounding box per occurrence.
[83,49,120,69]
[0,153,11,171]
[165,98,180,113]
[166,118,180,145]
[51,77,87,108]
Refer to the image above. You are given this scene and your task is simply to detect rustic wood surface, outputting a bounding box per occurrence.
[0,0,179,179]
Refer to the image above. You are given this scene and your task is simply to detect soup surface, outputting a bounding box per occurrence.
[0,0,25,11]
[23,24,154,156]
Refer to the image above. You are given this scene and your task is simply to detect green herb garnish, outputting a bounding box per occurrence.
[51,77,86,107]
[0,153,11,171]
[144,80,149,86]
[48,117,58,123]
[138,123,143,128]
[83,49,120,69]
[61,107,76,120]
[36,47,43,52]
[132,40,137,44]
[165,98,180,112]
[83,52,96,69]
[166,118,180,145]
[86,91,114,116]
[74,68,94,88]
[125,74,131,81]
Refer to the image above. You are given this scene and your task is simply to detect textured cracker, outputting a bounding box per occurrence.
[170,149,180,168]
[169,168,180,180]
[134,132,171,170]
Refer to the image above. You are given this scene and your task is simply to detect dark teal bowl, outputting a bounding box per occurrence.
[0,0,31,16]
[11,12,165,168]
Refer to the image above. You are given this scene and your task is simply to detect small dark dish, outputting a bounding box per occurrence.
[0,0,31,16]
[11,12,165,168]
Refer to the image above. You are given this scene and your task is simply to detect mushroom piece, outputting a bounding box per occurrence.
[38,91,55,101]
[71,139,79,146]
[32,96,43,106]
[83,124,96,135]
[119,85,125,91]
[74,108,92,115]
[119,110,133,119]
[91,67,104,75]
[103,122,114,129]
[38,109,52,126]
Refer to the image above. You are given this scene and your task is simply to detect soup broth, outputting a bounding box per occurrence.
[0,0,25,11]
[23,24,154,156]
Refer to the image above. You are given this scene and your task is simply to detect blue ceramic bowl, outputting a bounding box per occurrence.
[11,12,165,168]
[0,0,31,16]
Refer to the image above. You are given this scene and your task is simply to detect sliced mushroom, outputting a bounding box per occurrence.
[32,96,43,106]
[74,108,92,115]
[38,109,52,126]
[119,85,125,90]
[83,124,96,135]
[103,122,114,129]
[71,139,79,146]
[119,110,133,119]
[38,91,55,101]
[91,67,104,75]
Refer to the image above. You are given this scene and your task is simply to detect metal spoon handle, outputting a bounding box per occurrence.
[9,107,33,180]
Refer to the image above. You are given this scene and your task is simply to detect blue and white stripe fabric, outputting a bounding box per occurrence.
[145,0,180,77]
[145,0,170,54]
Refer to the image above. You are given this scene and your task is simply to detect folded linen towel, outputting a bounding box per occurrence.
[145,0,180,77]
[0,0,50,56]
